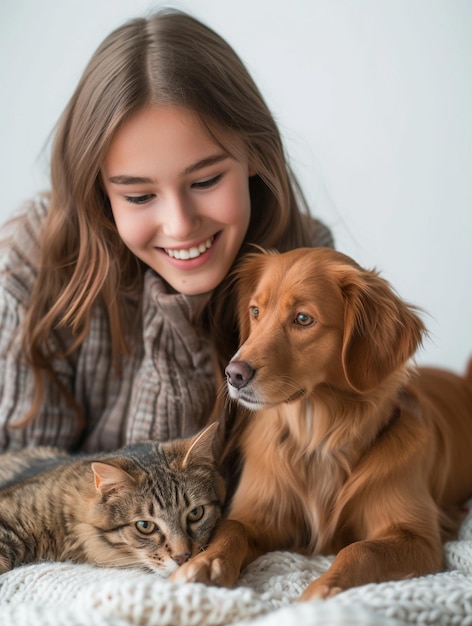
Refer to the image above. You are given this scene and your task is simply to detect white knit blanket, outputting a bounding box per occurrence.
[1,501,471,626]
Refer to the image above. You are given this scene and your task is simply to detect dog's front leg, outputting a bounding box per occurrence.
[170,519,250,587]
[299,530,443,600]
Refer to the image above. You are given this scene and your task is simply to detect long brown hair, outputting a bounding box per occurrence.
[21,9,315,423]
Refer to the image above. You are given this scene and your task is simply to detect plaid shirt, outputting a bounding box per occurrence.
[0,196,333,452]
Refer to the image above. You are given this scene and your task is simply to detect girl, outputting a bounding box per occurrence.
[0,9,332,453]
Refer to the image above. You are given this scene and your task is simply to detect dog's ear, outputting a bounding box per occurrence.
[340,266,426,393]
[234,252,270,344]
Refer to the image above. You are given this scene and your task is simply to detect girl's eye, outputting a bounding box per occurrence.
[124,194,155,205]
[187,506,204,522]
[135,520,157,534]
[191,174,222,190]
[250,306,259,319]
[294,313,315,327]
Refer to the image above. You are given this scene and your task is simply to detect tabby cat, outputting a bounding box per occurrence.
[0,422,225,576]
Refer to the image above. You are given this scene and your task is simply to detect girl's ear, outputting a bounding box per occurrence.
[340,266,426,393]
[91,462,135,497]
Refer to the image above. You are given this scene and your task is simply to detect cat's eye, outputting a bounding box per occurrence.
[135,520,157,535]
[187,506,204,522]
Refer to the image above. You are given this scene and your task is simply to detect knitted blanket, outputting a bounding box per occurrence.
[1,501,471,626]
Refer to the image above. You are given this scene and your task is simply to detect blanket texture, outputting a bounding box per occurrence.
[1,500,471,626]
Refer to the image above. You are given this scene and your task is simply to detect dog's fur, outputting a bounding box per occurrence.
[173,247,472,599]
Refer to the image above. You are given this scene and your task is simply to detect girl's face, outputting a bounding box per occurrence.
[102,105,252,296]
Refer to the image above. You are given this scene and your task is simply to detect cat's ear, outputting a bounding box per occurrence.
[91,462,135,497]
[182,422,220,467]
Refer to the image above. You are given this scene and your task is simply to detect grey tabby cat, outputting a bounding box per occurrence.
[0,422,225,576]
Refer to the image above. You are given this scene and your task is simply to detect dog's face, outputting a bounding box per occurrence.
[226,247,425,409]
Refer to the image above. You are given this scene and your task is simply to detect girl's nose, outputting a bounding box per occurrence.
[161,193,200,240]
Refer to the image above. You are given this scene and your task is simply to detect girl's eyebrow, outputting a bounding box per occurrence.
[183,152,229,175]
[107,153,229,185]
[107,174,155,185]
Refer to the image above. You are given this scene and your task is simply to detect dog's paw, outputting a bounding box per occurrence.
[170,553,237,587]
[299,581,343,601]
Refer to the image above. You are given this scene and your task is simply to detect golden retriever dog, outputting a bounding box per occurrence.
[173,247,472,600]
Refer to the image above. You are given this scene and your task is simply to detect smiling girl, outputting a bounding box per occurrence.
[102,105,252,297]
[0,9,332,452]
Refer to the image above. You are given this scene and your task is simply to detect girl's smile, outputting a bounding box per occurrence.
[159,232,222,272]
[163,234,215,261]
[102,105,253,295]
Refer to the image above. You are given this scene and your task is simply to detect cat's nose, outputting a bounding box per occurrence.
[172,552,191,566]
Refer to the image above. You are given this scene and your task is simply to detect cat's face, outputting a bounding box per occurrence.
[91,468,224,576]
[83,424,225,576]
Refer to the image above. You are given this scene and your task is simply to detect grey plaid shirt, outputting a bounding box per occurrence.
[0,196,333,452]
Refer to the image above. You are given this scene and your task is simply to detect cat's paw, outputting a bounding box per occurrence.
[170,553,237,587]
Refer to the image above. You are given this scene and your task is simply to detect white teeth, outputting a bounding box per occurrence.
[165,237,214,260]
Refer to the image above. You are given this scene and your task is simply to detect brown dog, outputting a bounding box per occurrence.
[172,247,472,599]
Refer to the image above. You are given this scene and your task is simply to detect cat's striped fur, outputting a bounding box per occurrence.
[0,423,224,576]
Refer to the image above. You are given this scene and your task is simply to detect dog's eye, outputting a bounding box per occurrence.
[294,313,314,326]
[250,306,259,319]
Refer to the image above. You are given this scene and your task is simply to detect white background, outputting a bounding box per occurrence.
[1,0,471,373]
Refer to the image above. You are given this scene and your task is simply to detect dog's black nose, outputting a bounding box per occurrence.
[225,360,255,389]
